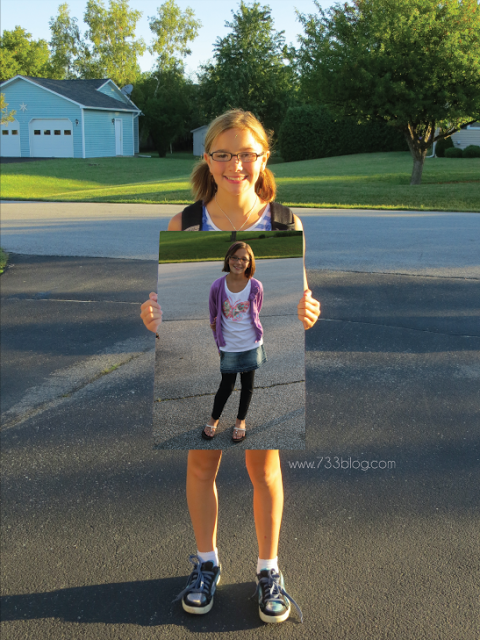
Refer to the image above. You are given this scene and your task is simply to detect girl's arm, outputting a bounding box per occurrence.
[208,282,218,332]
[293,214,321,330]
[140,212,182,331]
[256,280,264,313]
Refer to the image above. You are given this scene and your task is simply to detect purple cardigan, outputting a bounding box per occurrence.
[209,275,264,349]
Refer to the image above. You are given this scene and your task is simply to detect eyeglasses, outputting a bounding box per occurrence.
[229,256,250,264]
[209,151,264,163]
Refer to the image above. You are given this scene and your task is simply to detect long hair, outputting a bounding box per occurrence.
[191,109,276,203]
[222,241,256,279]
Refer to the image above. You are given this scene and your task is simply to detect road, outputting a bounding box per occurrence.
[1,203,479,639]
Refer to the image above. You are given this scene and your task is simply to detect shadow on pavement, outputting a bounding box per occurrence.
[0,580,298,630]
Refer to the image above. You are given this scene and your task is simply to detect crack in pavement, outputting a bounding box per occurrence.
[155,379,305,403]
[319,317,480,339]
[1,337,154,432]
[312,269,480,281]
[4,297,141,304]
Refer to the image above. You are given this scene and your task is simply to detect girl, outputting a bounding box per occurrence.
[203,241,265,443]
[140,109,320,624]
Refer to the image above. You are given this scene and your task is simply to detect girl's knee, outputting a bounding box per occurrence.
[188,450,222,483]
[245,450,282,487]
[220,377,236,394]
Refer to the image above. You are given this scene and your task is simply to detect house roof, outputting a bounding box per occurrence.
[0,76,140,112]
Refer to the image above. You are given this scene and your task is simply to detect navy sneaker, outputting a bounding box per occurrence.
[173,554,221,615]
[254,568,303,624]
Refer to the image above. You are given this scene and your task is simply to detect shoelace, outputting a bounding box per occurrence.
[173,554,216,603]
[252,569,304,623]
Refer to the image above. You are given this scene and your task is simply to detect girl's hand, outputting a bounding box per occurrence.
[210,317,217,332]
[297,289,321,330]
[140,292,163,333]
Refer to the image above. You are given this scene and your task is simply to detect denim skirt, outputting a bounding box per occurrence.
[219,344,267,374]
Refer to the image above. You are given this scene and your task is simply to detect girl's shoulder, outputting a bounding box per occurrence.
[250,277,263,293]
[210,275,227,290]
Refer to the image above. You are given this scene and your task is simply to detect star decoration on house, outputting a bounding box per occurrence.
[20,103,27,112]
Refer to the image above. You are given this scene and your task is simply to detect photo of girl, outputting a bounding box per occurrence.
[140,108,320,624]
[204,241,266,443]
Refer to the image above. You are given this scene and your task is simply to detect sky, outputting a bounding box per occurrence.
[0,0,334,79]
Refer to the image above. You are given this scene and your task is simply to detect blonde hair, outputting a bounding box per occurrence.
[222,242,256,279]
[191,109,276,203]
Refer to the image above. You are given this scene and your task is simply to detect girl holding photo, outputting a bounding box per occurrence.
[140,109,320,624]
[203,241,265,443]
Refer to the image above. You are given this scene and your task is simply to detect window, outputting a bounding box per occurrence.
[44,130,51,135]
[467,122,480,129]
[2,130,8,136]
[64,130,71,135]
[12,130,18,135]
[34,130,41,135]
[54,130,61,135]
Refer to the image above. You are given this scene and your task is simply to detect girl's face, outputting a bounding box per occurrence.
[205,128,269,199]
[228,247,251,276]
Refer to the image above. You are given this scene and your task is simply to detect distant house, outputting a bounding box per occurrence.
[0,75,141,158]
[451,122,480,150]
[191,124,208,157]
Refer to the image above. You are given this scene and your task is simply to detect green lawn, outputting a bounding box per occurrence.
[0,248,8,274]
[1,152,479,211]
[159,230,303,263]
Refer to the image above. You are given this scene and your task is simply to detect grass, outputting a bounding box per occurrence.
[159,231,303,263]
[1,152,479,211]
[0,248,9,274]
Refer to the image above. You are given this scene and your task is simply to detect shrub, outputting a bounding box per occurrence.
[462,145,480,158]
[274,230,302,238]
[278,105,407,162]
[445,147,464,158]
[435,137,454,157]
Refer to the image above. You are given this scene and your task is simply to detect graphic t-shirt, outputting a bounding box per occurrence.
[219,279,263,352]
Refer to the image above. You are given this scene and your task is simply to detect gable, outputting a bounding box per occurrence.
[0,76,82,110]
[97,80,132,105]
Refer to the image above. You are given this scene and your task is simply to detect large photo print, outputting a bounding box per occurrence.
[153,230,305,449]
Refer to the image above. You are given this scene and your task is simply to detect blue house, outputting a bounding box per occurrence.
[0,75,141,158]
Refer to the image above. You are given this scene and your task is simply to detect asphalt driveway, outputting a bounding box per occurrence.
[1,203,479,639]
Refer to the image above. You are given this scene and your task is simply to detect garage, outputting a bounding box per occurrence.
[29,119,74,157]
[0,119,21,157]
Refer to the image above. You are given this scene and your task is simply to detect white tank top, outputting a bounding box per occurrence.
[219,279,263,352]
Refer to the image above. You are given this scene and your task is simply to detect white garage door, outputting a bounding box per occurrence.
[0,119,21,157]
[30,119,74,157]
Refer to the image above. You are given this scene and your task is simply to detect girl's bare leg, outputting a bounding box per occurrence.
[186,449,223,552]
[245,449,283,559]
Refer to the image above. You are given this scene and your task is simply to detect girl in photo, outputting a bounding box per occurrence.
[203,241,265,443]
[140,109,320,624]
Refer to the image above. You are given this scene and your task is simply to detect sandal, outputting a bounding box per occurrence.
[232,426,246,443]
[202,423,217,440]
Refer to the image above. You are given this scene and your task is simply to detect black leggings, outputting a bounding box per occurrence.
[211,370,255,421]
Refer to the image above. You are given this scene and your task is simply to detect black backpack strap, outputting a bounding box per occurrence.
[270,202,295,230]
[181,200,295,231]
[181,200,203,230]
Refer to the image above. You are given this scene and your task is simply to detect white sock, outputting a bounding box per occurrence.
[197,548,219,567]
[257,557,279,574]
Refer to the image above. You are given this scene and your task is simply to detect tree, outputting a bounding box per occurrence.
[48,3,82,79]
[297,0,480,184]
[0,26,51,82]
[81,0,146,86]
[1,94,16,125]
[148,0,202,73]
[142,69,196,156]
[198,1,297,136]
